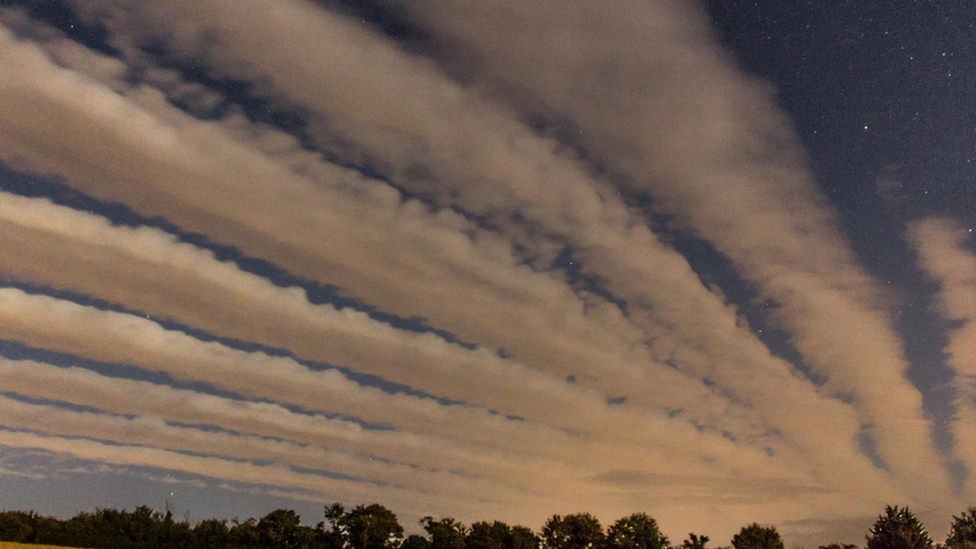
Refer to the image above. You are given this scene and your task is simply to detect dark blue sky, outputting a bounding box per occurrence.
[703,0,976,458]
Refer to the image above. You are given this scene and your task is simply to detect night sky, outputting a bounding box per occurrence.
[0,0,974,546]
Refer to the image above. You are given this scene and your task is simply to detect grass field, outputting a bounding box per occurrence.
[1,543,89,549]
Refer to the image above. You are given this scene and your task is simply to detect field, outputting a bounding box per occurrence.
[0,543,88,549]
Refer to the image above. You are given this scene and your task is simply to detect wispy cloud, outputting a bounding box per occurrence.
[0,286,756,477]
[908,218,976,498]
[371,0,950,503]
[0,1,894,492]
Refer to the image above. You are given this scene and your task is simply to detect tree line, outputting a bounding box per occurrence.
[0,502,974,549]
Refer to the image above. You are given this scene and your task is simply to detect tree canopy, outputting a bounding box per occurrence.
[947,508,976,549]
[541,513,604,549]
[327,503,405,549]
[606,513,670,549]
[681,533,710,549]
[731,524,784,549]
[466,521,539,549]
[423,516,467,549]
[0,500,973,549]
[818,544,858,549]
[866,506,933,549]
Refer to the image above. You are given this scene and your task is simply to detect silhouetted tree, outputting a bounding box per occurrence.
[422,517,467,549]
[681,534,710,549]
[866,507,932,549]
[465,521,540,549]
[732,524,784,549]
[194,518,231,548]
[63,511,100,548]
[606,513,670,549]
[404,534,434,549]
[947,508,976,549]
[315,520,346,549]
[326,503,404,549]
[468,521,515,549]
[819,543,858,549]
[0,511,33,542]
[155,507,192,549]
[511,526,542,549]
[31,513,65,545]
[542,513,603,549]
[259,509,311,549]
[128,506,154,546]
[229,517,261,548]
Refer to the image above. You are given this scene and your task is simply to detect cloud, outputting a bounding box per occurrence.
[0,23,741,437]
[0,285,779,482]
[0,464,47,480]
[0,0,958,542]
[0,191,785,481]
[373,0,950,504]
[106,0,923,502]
[0,359,537,485]
[907,218,976,499]
[0,2,899,503]
[588,470,834,502]
[778,515,877,549]
[0,393,526,502]
[0,428,520,526]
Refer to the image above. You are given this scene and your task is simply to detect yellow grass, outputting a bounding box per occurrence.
[1,543,93,549]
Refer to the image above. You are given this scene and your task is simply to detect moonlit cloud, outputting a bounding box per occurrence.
[371,0,949,502]
[908,219,976,499]
[0,1,968,546]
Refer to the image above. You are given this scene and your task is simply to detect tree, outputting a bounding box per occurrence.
[0,511,33,542]
[468,521,512,549]
[866,506,933,549]
[154,507,191,549]
[63,511,101,548]
[681,534,710,549]
[314,520,345,549]
[947,508,976,549]
[542,514,604,549]
[422,517,467,549]
[404,535,434,549]
[466,521,539,549]
[606,513,670,549]
[325,503,404,549]
[819,544,858,549]
[732,524,784,549]
[326,504,346,535]
[30,514,65,546]
[511,526,541,549]
[259,509,310,549]
[126,506,156,548]
[229,517,261,548]
[194,518,230,548]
